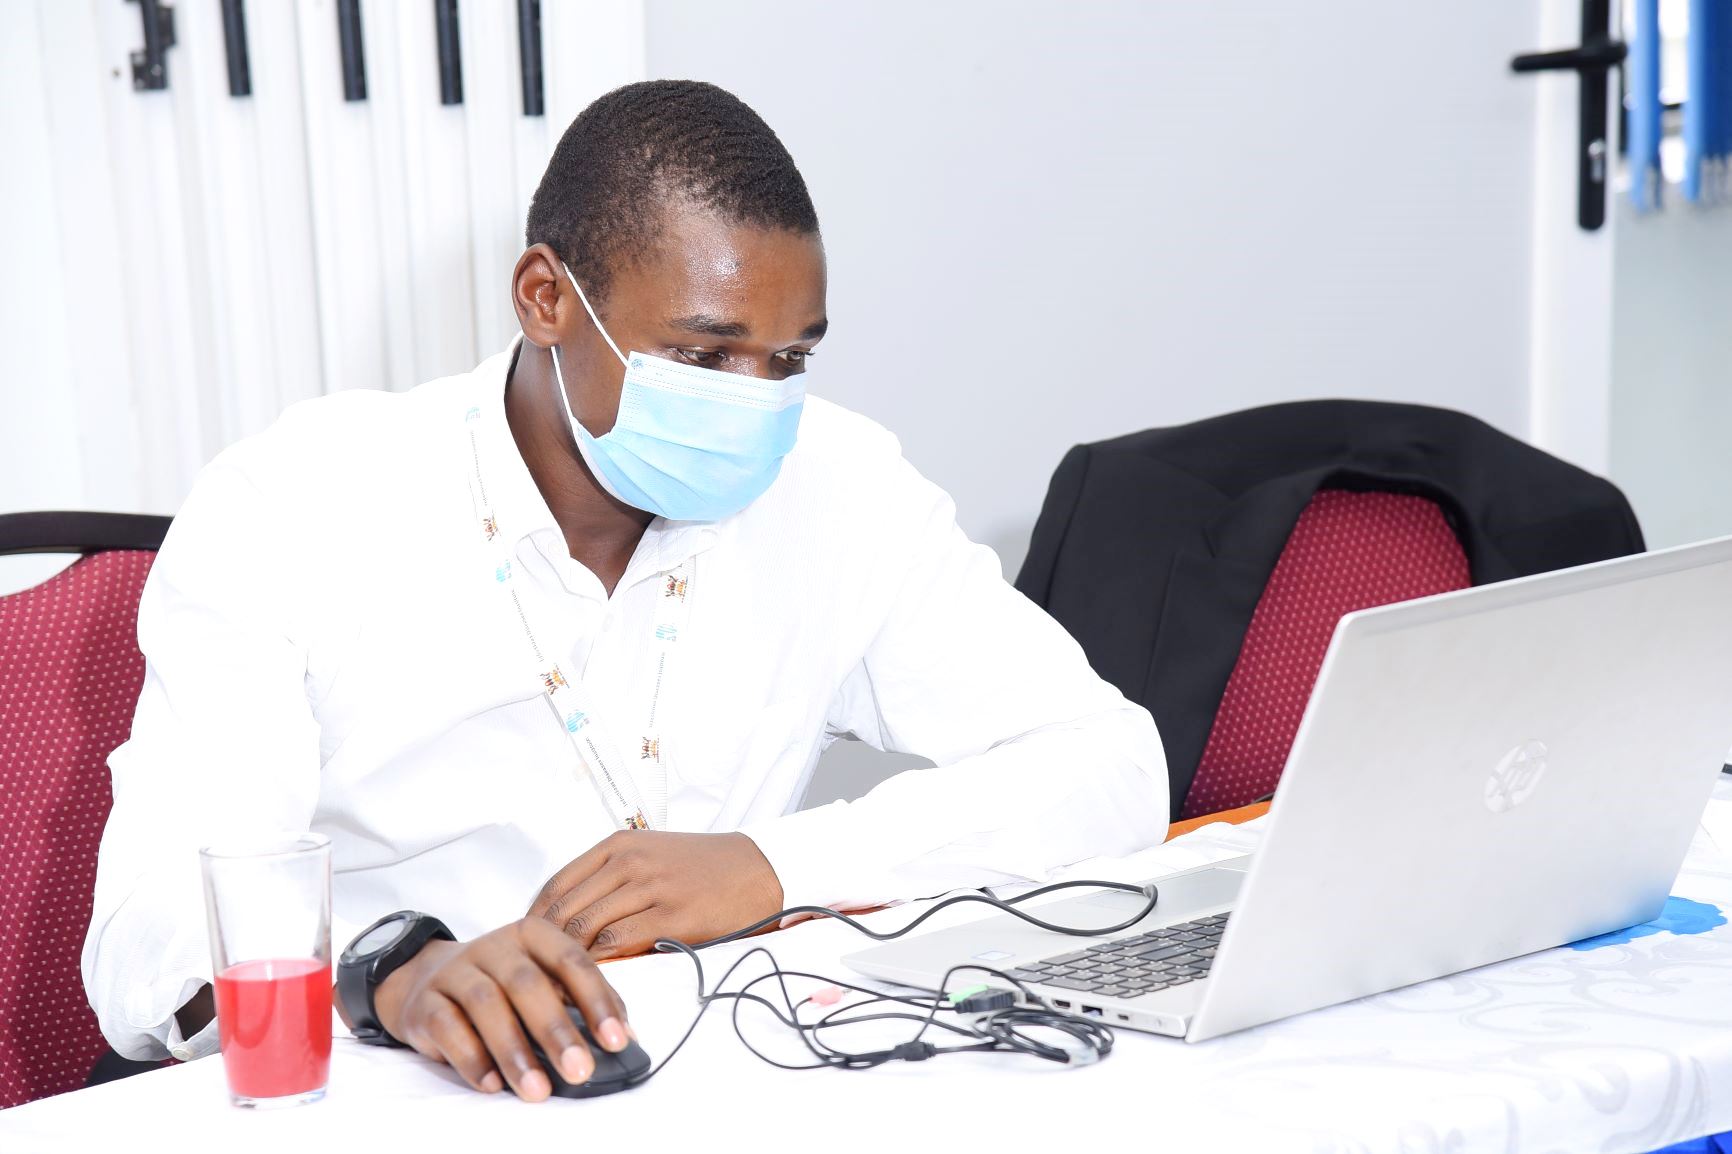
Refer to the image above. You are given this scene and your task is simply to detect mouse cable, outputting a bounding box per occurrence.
[768,964,1112,1070]
[627,942,974,1083]
[712,949,1113,1071]
[684,877,1160,952]
[627,940,1113,1086]
[624,877,1152,1084]
[719,956,1029,1071]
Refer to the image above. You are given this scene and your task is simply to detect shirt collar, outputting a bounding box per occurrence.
[469,336,719,575]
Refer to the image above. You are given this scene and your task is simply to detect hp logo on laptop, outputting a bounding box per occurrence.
[1485,740,1549,812]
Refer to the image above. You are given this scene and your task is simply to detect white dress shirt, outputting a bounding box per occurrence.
[82,343,1168,1061]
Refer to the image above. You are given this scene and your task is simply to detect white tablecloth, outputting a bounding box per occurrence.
[9,779,1732,1153]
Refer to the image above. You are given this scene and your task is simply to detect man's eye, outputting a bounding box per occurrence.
[676,348,726,366]
[778,350,809,366]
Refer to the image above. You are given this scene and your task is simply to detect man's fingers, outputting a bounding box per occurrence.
[412,993,503,1094]
[521,919,633,1052]
[547,866,630,942]
[480,949,595,1087]
[527,837,616,919]
[442,970,552,1101]
[558,875,642,948]
[588,910,663,961]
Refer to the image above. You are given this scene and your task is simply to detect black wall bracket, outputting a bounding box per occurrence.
[220,0,251,98]
[1511,0,1628,231]
[518,0,544,117]
[337,0,367,102]
[127,0,176,92]
[435,0,463,106]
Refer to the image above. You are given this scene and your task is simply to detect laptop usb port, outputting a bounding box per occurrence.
[1053,999,1071,1010]
[1082,1006,1103,1017]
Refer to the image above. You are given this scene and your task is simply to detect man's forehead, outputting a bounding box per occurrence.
[609,214,826,340]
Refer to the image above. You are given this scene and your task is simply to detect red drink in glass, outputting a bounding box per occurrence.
[200,832,332,1107]
[213,958,333,1101]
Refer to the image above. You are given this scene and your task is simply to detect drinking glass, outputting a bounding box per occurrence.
[199,831,332,1108]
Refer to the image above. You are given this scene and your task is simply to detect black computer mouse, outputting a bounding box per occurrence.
[525,1007,652,1098]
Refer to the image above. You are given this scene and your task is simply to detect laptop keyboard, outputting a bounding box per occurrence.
[1003,913,1228,999]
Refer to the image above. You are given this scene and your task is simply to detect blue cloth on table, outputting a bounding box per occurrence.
[1645,1133,1732,1154]
[1600,898,1729,1154]
[1566,895,1726,950]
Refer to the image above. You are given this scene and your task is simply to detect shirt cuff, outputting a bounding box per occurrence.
[741,802,896,912]
[166,1013,221,1062]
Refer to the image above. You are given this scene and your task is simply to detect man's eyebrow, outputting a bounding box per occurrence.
[667,314,829,344]
[667,314,750,338]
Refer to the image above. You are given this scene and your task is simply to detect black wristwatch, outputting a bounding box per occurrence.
[337,911,456,1047]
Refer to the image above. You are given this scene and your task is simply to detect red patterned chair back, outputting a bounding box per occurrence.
[0,548,158,1107]
[1180,490,1470,819]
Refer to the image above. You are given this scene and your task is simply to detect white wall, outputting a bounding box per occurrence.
[643,0,1549,803]
[644,0,1544,576]
[1609,199,1732,549]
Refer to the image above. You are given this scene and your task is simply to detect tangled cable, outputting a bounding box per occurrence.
[620,880,1150,1083]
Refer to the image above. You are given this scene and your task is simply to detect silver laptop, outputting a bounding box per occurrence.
[846,535,1732,1042]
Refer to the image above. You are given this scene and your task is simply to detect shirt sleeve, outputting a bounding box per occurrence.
[81,449,325,1061]
[742,452,1170,909]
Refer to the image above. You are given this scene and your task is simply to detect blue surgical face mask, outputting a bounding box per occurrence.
[547,262,805,523]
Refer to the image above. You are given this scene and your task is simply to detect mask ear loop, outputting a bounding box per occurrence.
[550,338,633,510]
[548,343,586,434]
[547,262,631,505]
[561,260,629,368]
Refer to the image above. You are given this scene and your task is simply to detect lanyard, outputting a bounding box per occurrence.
[463,405,693,831]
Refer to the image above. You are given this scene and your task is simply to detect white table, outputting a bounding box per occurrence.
[10,780,1732,1153]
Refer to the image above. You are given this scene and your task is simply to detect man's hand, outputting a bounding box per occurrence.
[372,917,631,1102]
[528,830,785,958]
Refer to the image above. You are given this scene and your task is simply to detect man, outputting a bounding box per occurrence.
[83,80,1167,1102]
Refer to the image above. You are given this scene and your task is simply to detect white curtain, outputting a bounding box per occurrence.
[1,0,643,541]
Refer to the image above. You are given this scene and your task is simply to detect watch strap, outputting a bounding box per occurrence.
[338,912,455,1047]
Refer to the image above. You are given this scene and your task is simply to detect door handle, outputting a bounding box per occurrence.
[1510,0,1627,231]
[1511,41,1628,73]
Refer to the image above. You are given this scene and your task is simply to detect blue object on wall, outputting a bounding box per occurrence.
[1682,0,1730,203]
[1630,0,1663,210]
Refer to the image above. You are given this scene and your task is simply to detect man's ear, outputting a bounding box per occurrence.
[512,244,567,348]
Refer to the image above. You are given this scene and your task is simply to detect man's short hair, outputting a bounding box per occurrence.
[526,79,820,307]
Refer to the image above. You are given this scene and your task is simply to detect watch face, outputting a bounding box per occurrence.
[349,915,412,960]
